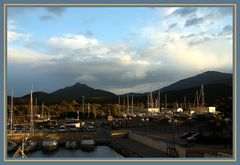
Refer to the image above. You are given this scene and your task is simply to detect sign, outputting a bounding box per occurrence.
[108,115,113,121]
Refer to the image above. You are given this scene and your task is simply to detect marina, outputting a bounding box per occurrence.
[8,145,123,158]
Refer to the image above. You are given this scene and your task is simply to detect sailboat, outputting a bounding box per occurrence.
[80,136,95,150]
[65,138,77,150]
[42,136,58,151]
[8,88,18,152]
[24,87,38,152]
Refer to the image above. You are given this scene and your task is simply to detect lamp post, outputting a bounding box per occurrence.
[168,118,178,156]
[142,118,149,136]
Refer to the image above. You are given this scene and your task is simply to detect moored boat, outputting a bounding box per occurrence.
[24,137,38,152]
[80,136,95,150]
[65,140,77,150]
[8,141,18,152]
[42,137,58,151]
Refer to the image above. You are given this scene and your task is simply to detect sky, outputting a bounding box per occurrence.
[7,7,233,96]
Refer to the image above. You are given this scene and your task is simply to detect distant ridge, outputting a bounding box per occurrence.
[9,71,232,105]
[160,71,232,92]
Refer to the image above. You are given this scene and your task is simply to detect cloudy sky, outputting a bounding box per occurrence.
[7,7,233,96]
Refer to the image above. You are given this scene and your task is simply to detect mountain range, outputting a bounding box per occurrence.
[9,71,232,105]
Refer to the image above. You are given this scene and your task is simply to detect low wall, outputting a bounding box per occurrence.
[128,131,186,157]
[128,131,167,153]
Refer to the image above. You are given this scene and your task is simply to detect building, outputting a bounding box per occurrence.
[190,106,216,114]
[148,108,160,113]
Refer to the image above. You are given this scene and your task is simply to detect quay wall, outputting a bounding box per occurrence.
[8,132,96,143]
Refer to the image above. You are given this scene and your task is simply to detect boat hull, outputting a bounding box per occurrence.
[80,143,95,150]
[8,142,18,152]
[65,141,77,150]
[24,141,38,152]
[42,141,58,151]
[80,139,95,150]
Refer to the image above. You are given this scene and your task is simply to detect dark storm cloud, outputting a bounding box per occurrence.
[217,25,232,36]
[213,7,232,17]
[187,36,212,46]
[171,7,197,17]
[45,7,65,16]
[83,30,94,37]
[82,18,96,24]
[39,15,55,21]
[185,17,204,27]
[167,23,177,31]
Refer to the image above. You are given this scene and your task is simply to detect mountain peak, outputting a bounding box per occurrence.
[72,82,88,88]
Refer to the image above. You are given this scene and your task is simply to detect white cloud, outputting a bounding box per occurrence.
[8,20,16,30]
[47,34,99,50]
[7,7,233,96]
[8,31,32,42]
[143,31,232,71]
[8,46,51,65]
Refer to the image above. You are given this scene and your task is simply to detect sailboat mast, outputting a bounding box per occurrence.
[131,95,133,115]
[30,87,34,135]
[10,88,14,136]
[41,102,44,118]
[127,94,129,114]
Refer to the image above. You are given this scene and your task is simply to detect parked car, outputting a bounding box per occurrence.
[49,126,56,133]
[78,127,86,132]
[15,127,24,133]
[59,125,66,132]
[86,126,95,132]
[69,125,77,132]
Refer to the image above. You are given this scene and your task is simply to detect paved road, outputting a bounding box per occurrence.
[112,138,167,157]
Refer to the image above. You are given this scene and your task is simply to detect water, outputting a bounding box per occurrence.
[8,145,123,159]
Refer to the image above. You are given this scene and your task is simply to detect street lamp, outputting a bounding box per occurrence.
[142,118,149,136]
[168,118,178,156]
